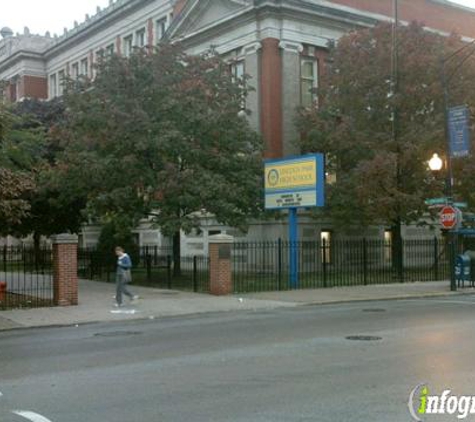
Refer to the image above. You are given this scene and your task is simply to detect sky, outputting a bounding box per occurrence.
[1,0,475,36]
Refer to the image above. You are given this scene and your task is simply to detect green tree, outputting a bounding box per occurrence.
[4,99,88,248]
[62,44,264,273]
[0,105,35,230]
[297,22,475,236]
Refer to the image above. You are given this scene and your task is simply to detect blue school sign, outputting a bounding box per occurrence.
[264,154,325,288]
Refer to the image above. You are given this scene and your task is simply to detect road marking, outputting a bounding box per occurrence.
[12,410,53,422]
[0,391,3,397]
[110,309,138,315]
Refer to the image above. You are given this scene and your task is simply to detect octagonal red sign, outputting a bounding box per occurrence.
[439,205,458,230]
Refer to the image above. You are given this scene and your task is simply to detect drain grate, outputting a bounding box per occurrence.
[158,291,180,296]
[345,335,382,341]
[94,331,142,338]
[362,309,386,313]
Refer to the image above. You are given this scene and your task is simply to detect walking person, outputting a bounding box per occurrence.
[114,246,138,307]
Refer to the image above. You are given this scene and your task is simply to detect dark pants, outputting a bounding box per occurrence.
[116,272,134,305]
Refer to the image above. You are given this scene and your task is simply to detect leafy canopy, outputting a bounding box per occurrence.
[61,44,264,237]
[297,22,475,229]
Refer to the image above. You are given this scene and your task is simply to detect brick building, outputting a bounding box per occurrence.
[1,0,474,250]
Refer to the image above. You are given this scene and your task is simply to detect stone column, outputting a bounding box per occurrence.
[52,234,79,306]
[209,234,234,296]
[260,38,283,159]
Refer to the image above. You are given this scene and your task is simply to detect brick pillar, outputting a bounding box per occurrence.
[52,234,79,306]
[209,234,233,296]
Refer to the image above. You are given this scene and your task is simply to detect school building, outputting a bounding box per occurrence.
[1,0,474,251]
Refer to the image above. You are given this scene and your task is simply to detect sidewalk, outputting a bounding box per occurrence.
[0,279,473,331]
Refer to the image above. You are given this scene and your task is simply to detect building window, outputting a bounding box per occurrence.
[80,58,88,77]
[8,80,17,102]
[58,70,65,96]
[230,59,246,109]
[71,63,79,79]
[384,230,393,263]
[96,49,105,62]
[301,58,318,108]
[156,17,167,41]
[123,35,133,57]
[320,230,332,264]
[49,74,57,98]
[105,44,114,57]
[230,60,245,82]
[135,29,146,48]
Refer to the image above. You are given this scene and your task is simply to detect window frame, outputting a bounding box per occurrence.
[135,28,146,48]
[105,44,114,58]
[80,58,88,77]
[156,17,167,42]
[58,70,65,96]
[71,63,79,79]
[123,34,134,57]
[300,57,319,108]
[49,73,57,99]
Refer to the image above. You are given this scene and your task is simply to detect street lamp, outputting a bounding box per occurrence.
[428,153,444,172]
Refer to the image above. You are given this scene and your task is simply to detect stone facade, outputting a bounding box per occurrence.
[2,0,474,155]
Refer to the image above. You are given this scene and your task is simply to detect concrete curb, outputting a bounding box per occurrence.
[298,290,475,307]
[2,289,474,333]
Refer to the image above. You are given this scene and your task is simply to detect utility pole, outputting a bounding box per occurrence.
[391,0,404,282]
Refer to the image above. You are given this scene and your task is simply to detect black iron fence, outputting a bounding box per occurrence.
[78,247,210,293]
[232,238,451,293]
[0,246,54,309]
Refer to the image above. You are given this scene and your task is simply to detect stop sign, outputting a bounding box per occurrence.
[440,205,458,229]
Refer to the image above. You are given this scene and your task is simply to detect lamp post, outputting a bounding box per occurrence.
[428,152,457,291]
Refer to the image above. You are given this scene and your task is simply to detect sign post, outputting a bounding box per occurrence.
[264,155,325,288]
[289,208,298,287]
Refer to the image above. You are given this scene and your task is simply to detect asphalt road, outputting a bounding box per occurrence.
[2,296,475,422]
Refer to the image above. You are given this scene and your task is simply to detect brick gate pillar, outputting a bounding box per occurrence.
[52,234,79,306]
[209,234,234,296]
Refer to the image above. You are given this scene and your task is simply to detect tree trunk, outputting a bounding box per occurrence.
[172,231,181,277]
[391,219,404,283]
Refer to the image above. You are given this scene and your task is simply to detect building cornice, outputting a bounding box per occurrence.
[0,50,45,76]
[44,0,170,59]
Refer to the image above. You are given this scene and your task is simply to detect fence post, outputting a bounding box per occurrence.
[2,246,6,274]
[433,236,439,281]
[167,255,172,289]
[278,238,283,291]
[209,234,234,295]
[322,238,328,288]
[52,234,79,306]
[363,238,368,286]
[449,232,457,291]
[193,256,198,292]
[146,254,152,282]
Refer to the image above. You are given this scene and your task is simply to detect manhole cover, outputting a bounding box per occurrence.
[94,331,142,338]
[362,309,386,313]
[345,335,382,341]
